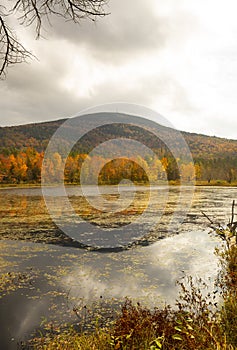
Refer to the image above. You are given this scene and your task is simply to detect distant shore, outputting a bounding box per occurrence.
[0,180,237,188]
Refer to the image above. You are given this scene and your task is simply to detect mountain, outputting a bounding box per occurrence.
[0,118,66,152]
[0,113,237,184]
[0,113,236,160]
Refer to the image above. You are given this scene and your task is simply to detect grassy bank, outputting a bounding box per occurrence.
[23,230,237,349]
[195,180,237,187]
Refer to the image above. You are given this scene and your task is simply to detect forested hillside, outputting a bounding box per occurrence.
[0,114,236,184]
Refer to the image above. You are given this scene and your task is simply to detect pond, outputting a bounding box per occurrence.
[0,185,236,349]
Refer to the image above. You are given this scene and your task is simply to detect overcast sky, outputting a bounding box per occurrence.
[1,0,237,139]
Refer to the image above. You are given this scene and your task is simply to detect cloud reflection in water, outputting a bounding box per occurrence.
[61,230,220,308]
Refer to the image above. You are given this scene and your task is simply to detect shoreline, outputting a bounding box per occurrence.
[0,181,237,189]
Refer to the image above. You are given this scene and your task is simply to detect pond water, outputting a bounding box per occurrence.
[0,185,236,349]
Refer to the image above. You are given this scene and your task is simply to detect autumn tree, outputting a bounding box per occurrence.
[25,147,43,182]
[65,155,78,183]
[98,158,149,185]
[64,153,87,183]
[8,153,28,183]
[225,167,237,184]
[0,0,108,78]
[180,162,195,182]
[150,158,166,182]
[165,157,180,181]
[194,163,201,181]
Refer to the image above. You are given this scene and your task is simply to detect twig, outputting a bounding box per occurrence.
[201,211,214,225]
[201,211,224,230]
[202,201,237,249]
[230,200,235,227]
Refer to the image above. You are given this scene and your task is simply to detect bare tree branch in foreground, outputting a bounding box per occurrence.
[0,0,108,78]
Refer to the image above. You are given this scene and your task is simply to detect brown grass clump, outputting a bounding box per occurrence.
[219,245,237,347]
[110,278,226,350]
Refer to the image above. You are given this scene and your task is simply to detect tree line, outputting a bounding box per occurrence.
[0,147,237,185]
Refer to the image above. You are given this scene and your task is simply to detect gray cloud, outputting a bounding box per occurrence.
[42,0,198,62]
[1,0,236,139]
[0,47,191,127]
[0,54,77,125]
[49,0,167,60]
[0,1,198,126]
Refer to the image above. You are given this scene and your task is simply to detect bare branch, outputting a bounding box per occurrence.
[202,200,237,249]
[230,199,235,227]
[201,210,224,230]
[11,0,109,37]
[0,7,33,79]
[0,0,109,78]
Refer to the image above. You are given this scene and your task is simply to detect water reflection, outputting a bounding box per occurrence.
[0,185,236,246]
[0,230,221,348]
[0,186,235,348]
[62,230,220,308]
